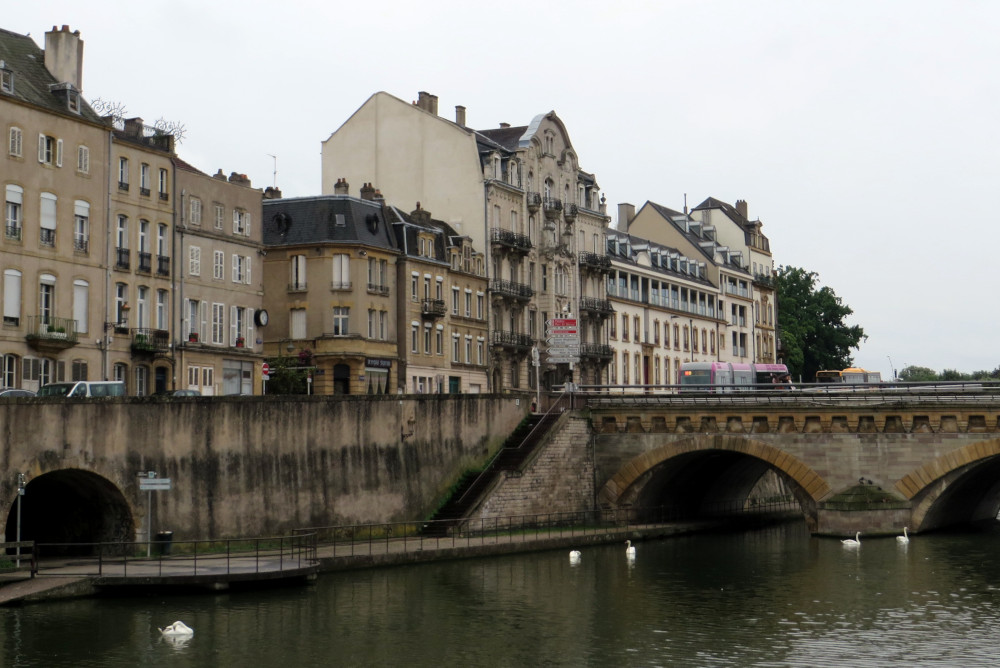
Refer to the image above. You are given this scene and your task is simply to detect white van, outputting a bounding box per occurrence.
[37,381,127,397]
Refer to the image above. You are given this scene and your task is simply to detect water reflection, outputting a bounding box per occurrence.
[4,523,1000,667]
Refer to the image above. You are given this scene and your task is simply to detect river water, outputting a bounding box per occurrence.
[3,521,1000,667]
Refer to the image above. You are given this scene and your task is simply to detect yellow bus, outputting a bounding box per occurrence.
[815,368,882,384]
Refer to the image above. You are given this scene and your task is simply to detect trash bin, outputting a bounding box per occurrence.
[154,530,173,556]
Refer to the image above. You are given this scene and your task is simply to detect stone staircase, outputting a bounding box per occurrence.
[422,412,561,536]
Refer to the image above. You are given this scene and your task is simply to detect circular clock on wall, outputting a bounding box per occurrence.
[254,310,269,327]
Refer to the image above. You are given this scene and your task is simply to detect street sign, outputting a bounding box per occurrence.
[139,478,172,491]
[547,357,580,364]
[261,362,270,379]
[546,335,579,343]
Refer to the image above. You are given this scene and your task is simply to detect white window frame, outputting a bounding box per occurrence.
[189,246,201,276]
[213,250,224,280]
[8,127,22,157]
[76,145,89,173]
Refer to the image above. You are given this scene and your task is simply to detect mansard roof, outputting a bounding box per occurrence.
[476,125,528,152]
[0,28,102,123]
[262,195,397,251]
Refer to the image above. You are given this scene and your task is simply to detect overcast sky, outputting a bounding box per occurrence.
[8,1,999,378]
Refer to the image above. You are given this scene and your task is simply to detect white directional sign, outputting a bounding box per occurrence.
[547,357,580,364]
[139,478,172,491]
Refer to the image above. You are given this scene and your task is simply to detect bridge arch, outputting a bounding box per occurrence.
[4,468,135,556]
[896,438,1000,531]
[598,434,832,529]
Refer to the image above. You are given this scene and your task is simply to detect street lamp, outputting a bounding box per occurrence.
[16,472,25,568]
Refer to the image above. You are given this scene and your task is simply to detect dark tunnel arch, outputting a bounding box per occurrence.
[5,468,135,556]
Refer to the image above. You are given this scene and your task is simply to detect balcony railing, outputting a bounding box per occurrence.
[563,203,578,221]
[139,187,151,197]
[5,225,22,241]
[130,327,170,354]
[137,251,152,273]
[490,227,533,252]
[115,247,130,270]
[489,279,534,302]
[40,229,55,247]
[579,251,612,271]
[526,191,542,212]
[421,299,446,318]
[25,315,79,347]
[579,297,615,316]
[543,197,563,220]
[118,181,129,191]
[156,255,170,276]
[74,236,89,253]
[367,283,390,296]
[580,343,614,360]
[159,191,169,202]
[288,282,308,293]
[491,330,534,351]
[331,281,352,291]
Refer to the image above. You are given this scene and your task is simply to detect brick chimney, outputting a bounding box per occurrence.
[416,91,438,115]
[360,182,376,201]
[410,202,432,225]
[334,178,350,195]
[263,186,282,200]
[44,25,84,91]
[455,106,466,127]
[735,199,748,219]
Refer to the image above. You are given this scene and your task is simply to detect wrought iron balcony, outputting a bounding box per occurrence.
[491,330,535,351]
[140,187,151,197]
[490,227,533,253]
[543,197,563,220]
[5,225,21,241]
[156,255,170,276]
[159,191,169,202]
[130,327,170,354]
[40,229,55,247]
[489,279,534,302]
[138,251,152,273]
[118,181,129,191]
[579,297,615,316]
[115,247,130,270]
[288,281,308,293]
[526,192,542,212]
[579,251,612,272]
[25,315,79,351]
[367,283,390,296]
[563,203,578,221]
[74,236,89,253]
[580,343,614,360]
[421,298,446,318]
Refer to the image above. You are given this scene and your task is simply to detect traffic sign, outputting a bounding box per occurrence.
[261,362,270,379]
[546,334,579,342]
[547,357,580,364]
[139,478,172,491]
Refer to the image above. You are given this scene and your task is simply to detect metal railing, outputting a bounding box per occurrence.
[29,533,317,578]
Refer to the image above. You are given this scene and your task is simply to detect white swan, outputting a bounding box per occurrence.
[569,550,581,563]
[159,621,194,636]
[841,532,861,547]
[625,540,636,558]
[897,527,910,544]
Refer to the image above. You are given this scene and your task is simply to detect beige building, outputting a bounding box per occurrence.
[174,162,265,395]
[1,26,110,391]
[321,91,613,392]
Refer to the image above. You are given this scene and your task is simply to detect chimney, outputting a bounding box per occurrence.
[735,199,748,219]
[334,177,349,195]
[44,25,84,91]
[228,172,251,187]
[373,189,385,204]
[416,91,438,115]
[410,202,432,225]
[617,203,636,230]
[360,182,376,201]
[263,186,283,200]
[499,122,510,129]
[123,117,144,137]
[213,169,227,181]
[455,105,466,128]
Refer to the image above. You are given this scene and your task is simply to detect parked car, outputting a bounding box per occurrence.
[37,381,126,397]
[153,389,202,397]
[0,388,35,398]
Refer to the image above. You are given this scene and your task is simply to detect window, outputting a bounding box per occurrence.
[136,286,149,328]
[190,198,202,225]
[465,336,472,364]
[451,286,459,315]
[213,251,224,280]
[379,311,387,341]
[77,145,89,173]
[3,269,21,326]
[452,333,460,362]
[39,192,56,246]
[115,283,128,326]
[368,309,376,339]
[621,314,629,341]
[436,328,443,355]
[118,157,129,189]
[633,316,640,343]
[1,67,12,94]
[140,163,150,195]
[189,246,201,276]
[290,308,307,339]
[477,293,484,319]
[232,254,251,284]
[38,275,55,326]
[73,280,89,334]
[158,168,168,199]
[156,290,167,329]
[411,324,418,353]
[135,366,148,396]
[5,185,22,240]
[291,255,307,290]
[464,291,472,317]
[423,325,431,354]
[332,307,349,336]
[74,200,89,253]
[332,254,350,289]
[38,134,62,166]
[477,339,484,365]
[8,127,22,157]
[230,306,250,346]
[2,354,17,388]
[233,208,249,235]
[214,204,224,229]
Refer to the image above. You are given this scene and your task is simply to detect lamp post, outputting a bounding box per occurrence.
[16,472,25,568]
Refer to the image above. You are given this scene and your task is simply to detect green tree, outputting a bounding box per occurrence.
[264,355,309,394]
[898,365,938,382]
[775,266,866,382]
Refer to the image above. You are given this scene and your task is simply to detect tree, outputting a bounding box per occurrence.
[775,266,866,382]
[898,365,938,382]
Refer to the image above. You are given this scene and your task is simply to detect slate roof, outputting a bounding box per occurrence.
[692,197,747,224]
[262,195,398,251]
[607,229,716,288]
[0,28,103,123]
[387,205,467,264]
[476,126,528,152]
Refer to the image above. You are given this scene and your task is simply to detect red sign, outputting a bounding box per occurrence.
[261,362,270,378]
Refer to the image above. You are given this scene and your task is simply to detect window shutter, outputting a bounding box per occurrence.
[244,212,251,236]
[55,139,63,167]
[247,311,254,347]
[183,298,190,333]
[37,134,45,162]
[232,254,238,282]
[201,301,208,340]
[233,209,239,234]
[230,306,238,344]
[245,256,252,285]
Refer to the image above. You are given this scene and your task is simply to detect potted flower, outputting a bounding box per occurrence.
[235,337,245,348]
[188,332,199,343]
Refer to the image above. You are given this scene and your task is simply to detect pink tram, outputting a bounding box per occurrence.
[678,362,790,391]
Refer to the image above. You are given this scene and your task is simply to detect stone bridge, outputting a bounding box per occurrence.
[585,391,1000,535]
[0,395,525,552]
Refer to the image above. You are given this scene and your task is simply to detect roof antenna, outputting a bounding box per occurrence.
[683,193,688,216]
[267,154,277,188]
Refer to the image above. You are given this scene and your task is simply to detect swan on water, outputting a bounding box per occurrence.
[841,532,861,547]
[569,550,581,563]
[159,621,194,636]
[625,540,636,558]
[897,527,910,544]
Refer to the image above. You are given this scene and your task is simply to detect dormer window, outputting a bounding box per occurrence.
[0,62,12,94]
[49,82,81,114]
